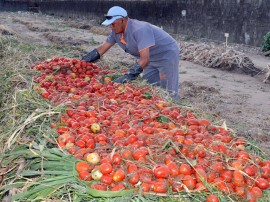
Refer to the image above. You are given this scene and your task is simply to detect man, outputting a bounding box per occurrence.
[82,6,180,99]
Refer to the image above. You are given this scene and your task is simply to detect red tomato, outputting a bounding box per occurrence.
[141,182,151,192]
[210,162,224,173]
[95,134,108,143]
[127,134,138,144]
[112,153,122,165]
[261,166,270,178]
[171,181,183,192]
[79,171,92,181]
[111,184,126,191]
[41,91,50,98]
[237,151,250,159]
[249,187,263,199]
[255,178,269,190]
[113,169,126,182]
[182,175,196,189]
[234,186,245,197]
[206,194,219,202]
[100,157,112,164]
[179,163,192,175]
[233,170,245,187]
[128,172,139,185]
[168,162,179,177]
[100,174,113,185]
[75,162,90,173]
[128,163,138,173]
[86,138,95,149]
[220,170,233,182]
[208,172,217,183]
[153,164,170,179]
[243,165,256,177]
[195,167,207,183]
[121,149,133,160]
[90,183,107,191]
[133,149,147,161]
[142,126,155,134]
[152,180,168,193]
[261,160,270,167]
[75,139,86,148]
[99,163,113,175]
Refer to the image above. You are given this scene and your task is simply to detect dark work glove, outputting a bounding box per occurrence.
[81,49,100,62]
[114,63,143,84]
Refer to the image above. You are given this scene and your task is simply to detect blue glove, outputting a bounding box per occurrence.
[81,49,100,62]
[114,63,143,84]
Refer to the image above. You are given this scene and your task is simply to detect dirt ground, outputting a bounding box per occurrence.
[1,11,270,156]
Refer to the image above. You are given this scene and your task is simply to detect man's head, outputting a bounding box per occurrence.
[102,6,127,26]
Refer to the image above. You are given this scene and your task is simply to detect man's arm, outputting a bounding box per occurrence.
[82,41,114,62]
[96,41,114,56]
[137,47,150,69]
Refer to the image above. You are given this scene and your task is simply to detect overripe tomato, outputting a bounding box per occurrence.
[86,152,100,165]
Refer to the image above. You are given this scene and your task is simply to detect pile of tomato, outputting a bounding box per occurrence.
[32,57,270,201]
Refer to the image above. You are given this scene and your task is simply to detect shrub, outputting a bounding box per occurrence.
[262,32,270,52]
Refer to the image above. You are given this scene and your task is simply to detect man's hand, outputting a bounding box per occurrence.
[114,63,143,84]
[81,49,100,62]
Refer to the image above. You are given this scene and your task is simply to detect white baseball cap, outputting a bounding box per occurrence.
[102,6,128,26]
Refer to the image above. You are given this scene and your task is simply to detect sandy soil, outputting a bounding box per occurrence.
[1,11,269,156]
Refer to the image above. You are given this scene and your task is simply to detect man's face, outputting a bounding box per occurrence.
[110,18,124,34]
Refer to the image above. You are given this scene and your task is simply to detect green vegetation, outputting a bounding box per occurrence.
[262,32,270,53]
